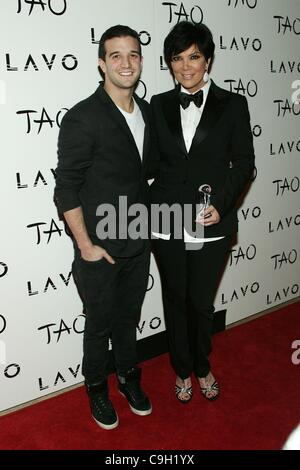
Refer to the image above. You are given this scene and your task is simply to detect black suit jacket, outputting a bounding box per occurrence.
[150,81,255,237]
[55,84,152,257]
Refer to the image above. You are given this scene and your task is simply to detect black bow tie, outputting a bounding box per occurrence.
[179,89,203,109]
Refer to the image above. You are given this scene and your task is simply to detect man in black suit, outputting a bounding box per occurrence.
[150,22,255,403]
[55,25,152,430]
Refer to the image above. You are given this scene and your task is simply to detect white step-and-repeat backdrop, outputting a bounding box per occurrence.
[0,0,299,412]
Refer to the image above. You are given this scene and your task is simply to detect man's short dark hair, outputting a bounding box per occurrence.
[98,24,141,60]
[164,21,215,75]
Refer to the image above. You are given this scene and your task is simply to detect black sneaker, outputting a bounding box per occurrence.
[86,381,119,430]
[118,367,152,416]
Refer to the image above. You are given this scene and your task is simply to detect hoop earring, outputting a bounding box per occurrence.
[203,71,209,83]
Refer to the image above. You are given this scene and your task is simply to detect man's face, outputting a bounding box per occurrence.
[170,43,210,93]
[99,35,143,92]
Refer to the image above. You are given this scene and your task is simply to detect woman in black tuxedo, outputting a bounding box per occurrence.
[150,21,255,402]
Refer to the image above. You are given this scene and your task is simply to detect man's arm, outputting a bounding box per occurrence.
[64,207,114,264]
[55,109,114,264]
[54,112,93,213]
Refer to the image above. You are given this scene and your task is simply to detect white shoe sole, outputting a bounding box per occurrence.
[129,404,152,416]
[93,415,119,430]
[119,391,152,416]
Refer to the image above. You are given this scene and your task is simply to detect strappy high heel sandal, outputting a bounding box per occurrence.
[199,376,220,401]
[175,381,193,404]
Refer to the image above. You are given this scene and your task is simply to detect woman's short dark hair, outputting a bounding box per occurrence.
[164,21,215,74]
[98,25,141,79]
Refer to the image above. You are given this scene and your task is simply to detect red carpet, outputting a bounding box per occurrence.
[1,301,299,450]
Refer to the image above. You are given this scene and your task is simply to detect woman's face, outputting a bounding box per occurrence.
[170,43,211,93]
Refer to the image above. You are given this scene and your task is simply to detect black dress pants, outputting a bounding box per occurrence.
[73,248,150,385]
[153,236,231,379]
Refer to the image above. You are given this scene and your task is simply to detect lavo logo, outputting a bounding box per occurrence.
[17,0,67,15]
[271,60,300,74]
[137,316,163,335]
[16,169,56,189]
[27,271,73,296]
[270,140,300,156]
[221,281,260,304]
[39,364,81,391]
[268,214,300,233]
[4,53,78,72]
[240,206,261,221]
[220,36,262,52]
[267,283,299,305]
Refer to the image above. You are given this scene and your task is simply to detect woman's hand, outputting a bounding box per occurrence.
[196,205,220,226]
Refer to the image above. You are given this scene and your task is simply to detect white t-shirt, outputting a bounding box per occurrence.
[117,99,145,160]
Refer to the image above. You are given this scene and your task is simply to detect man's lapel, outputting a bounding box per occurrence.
[135,95,150,167]
[96,84,142,164]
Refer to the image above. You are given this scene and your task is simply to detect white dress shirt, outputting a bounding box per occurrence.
[182,80,224,244]
[180,80,211,153]
[152,80,224,244]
